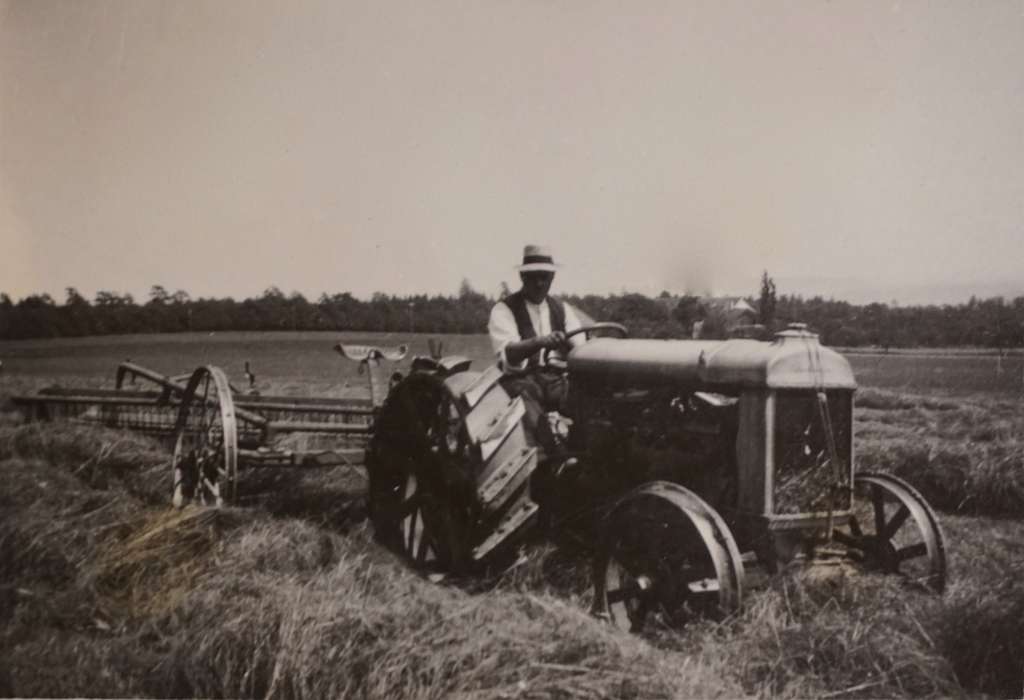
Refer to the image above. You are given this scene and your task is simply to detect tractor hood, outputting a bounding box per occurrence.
[568,327,856,391]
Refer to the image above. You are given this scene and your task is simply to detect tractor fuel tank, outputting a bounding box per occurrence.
[567,327,856,391]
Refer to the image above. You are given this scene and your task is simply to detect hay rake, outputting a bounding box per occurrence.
[12,343,420,507]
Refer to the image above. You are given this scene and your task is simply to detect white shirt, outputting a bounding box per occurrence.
[488,297,585,370]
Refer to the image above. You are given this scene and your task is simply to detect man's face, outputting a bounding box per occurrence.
[520,271,554,304]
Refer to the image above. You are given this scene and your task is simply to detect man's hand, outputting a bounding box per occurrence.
[503,331,570,367]
[537,331,568,350]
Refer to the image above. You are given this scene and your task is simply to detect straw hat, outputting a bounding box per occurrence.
[515,245,559,273]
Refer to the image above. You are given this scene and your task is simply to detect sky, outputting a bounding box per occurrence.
[2,0,1023,306]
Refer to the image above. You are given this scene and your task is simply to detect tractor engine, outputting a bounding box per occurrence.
[567,325,857,566]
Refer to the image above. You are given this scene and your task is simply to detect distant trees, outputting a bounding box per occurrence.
[758,271,777,329]
[672,295,703,336]
[1,281,1023,348]
[564,292,685,338]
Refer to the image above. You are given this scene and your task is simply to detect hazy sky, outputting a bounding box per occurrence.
[2,0,1023,305]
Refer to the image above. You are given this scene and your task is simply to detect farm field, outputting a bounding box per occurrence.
[3,330,1024,398]
[1,331,1023,698]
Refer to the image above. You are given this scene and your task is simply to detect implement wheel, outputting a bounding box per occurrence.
[367,367,539,577]
[834,472,947,592]
[593,481,744,632]
[171,366,238,508]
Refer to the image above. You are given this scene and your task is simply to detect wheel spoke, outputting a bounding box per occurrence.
[415,518,433,562]
[881,505,911,541]
[897,542,928,562]
[396,494,420,518]
[416,504,445,565]
[404,508,420,554]
[872,484,886,535]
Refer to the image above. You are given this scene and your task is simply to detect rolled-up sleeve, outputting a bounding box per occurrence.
[488,302,521,371]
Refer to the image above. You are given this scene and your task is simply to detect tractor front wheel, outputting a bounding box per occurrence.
[833,472,947,592]
[593,481,744,632]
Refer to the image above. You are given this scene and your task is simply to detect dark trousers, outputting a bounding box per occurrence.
[500,370,569,461]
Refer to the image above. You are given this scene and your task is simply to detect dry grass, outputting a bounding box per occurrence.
[856,388,1024,516]
[2,412,1024,698]
[682,572,959,698]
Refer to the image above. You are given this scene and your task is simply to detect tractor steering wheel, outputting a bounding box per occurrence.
[563,322,629,342]
[541,322,629,368]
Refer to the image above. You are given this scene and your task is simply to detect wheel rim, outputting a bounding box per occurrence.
[172,366,238,508]
[834,472,947,592]
[596,482,743,632]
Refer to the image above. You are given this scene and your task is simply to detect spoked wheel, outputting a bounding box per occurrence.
[396,470,468,575]
[367,373,474,576]
[833,472,947,593]
[171,366,238,508]
[593,482,744,632]
[368,366,540,577]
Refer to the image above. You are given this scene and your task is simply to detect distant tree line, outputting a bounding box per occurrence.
[2,281,1023,349]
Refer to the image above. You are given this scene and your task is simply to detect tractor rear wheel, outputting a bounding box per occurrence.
[367,366,540,577]
[593,481,744,632]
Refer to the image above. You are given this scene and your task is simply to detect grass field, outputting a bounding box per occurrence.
[1,332,1022,698]
[4,330,1023,397]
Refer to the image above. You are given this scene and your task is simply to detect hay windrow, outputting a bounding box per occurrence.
[1,422,170,503]
[89,506,252,618]
[155,544,748,699]
[2,407,1024,697]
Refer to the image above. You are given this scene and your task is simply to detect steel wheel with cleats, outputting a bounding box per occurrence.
[833,472,947,592]
[367,373,474,575]
[367,366,541,577]
[593,481,744,632]
[171,366,238,507]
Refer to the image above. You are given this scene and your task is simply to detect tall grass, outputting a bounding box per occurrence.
[3,421,1024,698]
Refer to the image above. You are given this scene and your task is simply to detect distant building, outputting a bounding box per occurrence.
[692,296,759,338]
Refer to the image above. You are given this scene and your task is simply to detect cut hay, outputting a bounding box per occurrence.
[1,422,170,504]
[152,529,747,699]
[3,419,1024,698]
[89,507,252,618]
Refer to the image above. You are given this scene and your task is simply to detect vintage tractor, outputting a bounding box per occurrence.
[366,323,947,631]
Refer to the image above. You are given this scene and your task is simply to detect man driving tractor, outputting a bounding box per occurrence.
[488,245,587,465]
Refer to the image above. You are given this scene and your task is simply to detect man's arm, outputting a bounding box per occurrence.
[503,334,564,366]
[488,302,565,370]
